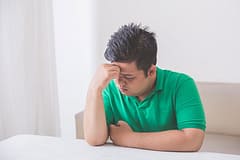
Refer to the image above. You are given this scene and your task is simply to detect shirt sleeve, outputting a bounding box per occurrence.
[175,77,206,131]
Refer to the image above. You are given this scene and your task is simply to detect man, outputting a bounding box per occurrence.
[83,23,206,151]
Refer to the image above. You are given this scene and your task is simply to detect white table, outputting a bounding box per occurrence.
[0,135,240,160]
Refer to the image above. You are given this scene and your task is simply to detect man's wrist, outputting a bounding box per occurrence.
[89,84,104,93]
[127,132,141,148]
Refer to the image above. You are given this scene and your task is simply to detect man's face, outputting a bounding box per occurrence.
[112,61,155,99]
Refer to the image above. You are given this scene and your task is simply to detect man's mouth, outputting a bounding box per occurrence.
[119,87,127,92]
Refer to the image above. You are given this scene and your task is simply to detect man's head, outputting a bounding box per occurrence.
[104,23,157,77]
[104,23,158,99]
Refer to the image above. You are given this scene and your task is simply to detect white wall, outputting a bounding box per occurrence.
[95,0,240,83]
[53,0,240,138]
[53,0,97,138]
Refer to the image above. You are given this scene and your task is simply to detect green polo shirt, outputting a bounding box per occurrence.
[102,67,206,132]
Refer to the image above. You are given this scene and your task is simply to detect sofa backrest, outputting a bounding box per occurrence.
[75,82,240,139]
[75,111,84,139]
[196,82,240,136]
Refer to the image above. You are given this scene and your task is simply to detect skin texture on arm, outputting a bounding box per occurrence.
[83,64,120,146]
[110,121,205,152]
[83,87,107,145]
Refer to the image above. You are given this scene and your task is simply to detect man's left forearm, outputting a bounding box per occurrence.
[128,128,204,151]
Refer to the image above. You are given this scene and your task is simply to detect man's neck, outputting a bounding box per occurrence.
[137,75,156,102]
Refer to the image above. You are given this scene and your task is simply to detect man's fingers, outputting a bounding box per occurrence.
[110,122,123,129]
[104,64,120,79]
[117,120,127,126]
[110,124,116,128]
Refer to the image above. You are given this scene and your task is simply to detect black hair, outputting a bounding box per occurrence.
[104,23,157,76]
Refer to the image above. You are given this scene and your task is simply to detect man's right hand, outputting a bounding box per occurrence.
[90,64,120,91]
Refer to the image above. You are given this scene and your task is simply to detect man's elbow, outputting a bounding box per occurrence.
[84,132,108,146]
[183,128,205,152]
[192,134,205,151]
[83,123,108,146]
[180,138,203,152]
[189,142,203,152]
[85,137,106,146]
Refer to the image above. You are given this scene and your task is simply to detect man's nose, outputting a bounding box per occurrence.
[118,77,126,86]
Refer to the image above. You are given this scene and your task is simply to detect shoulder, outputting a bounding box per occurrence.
[162,69,192,81]
[157,67,195,90]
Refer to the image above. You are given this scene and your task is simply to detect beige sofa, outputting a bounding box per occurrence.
[75,82,240,155]
[196,82,240,154]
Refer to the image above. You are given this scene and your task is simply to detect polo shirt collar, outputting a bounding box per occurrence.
[138,67,164,102]
[154,67,164,92]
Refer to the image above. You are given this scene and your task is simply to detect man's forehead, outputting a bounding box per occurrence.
[119,68,143,76]
[112,62,145,76]
[112,61,138,72]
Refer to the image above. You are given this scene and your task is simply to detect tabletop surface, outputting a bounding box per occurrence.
[0,135,240,160]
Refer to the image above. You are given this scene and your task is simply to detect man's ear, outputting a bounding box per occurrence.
[148,65,156,77]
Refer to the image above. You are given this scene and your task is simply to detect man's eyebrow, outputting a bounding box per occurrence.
[120,73,135,77]
[121,73,132,75]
